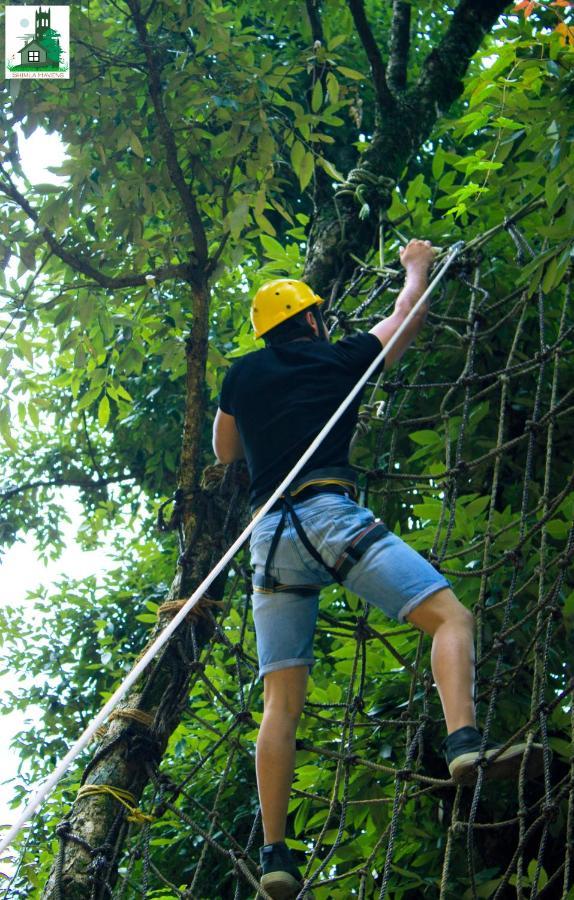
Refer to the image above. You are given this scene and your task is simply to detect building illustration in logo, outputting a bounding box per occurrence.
[17,7,63,70]
[5,5,69,77]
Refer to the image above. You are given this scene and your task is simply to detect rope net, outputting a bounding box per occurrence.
[6,213,574,899]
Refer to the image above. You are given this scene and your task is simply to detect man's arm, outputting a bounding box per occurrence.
[370,239,435,369]
[212,408,245,464]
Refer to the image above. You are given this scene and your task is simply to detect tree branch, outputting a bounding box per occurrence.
[0,476,132,505]
[304,0,511,296]
[0,165,195,289]
[346,0,395,111]
[387,1,411,92]
[416,0,512,111]
[305,0,324,44]
[127,0,209,270]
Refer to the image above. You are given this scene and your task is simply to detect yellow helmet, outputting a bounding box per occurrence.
[251,279,324,338]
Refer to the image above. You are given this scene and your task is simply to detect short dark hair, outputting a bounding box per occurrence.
[264,304,323,346]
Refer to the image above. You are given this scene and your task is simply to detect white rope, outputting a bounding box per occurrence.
[0,241,464,856]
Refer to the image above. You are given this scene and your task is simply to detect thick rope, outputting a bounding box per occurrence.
[76,785,155,825]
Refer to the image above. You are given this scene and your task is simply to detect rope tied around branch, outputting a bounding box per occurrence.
[94,707,156,742]
[335,168,395,221]
[76,784,155,824]
[157,595,224,620]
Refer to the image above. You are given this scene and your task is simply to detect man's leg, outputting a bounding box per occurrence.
[256,665,309,844]
[405,587,476,734]
[405,585,545,782]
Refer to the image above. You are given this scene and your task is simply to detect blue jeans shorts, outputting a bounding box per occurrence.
[250,493,451,678]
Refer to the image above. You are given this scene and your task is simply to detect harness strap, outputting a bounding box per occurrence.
[262,503,288,590]
[252,573,322,595]
[254,495,389,595]
[282,493,343,584]
[251,465,358,516]
[334,520,389,579]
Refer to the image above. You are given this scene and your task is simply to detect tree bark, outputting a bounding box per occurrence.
[42,464,250,899]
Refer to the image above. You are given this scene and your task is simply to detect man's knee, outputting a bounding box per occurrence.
[263,665,308,722]
[406,588,475,638]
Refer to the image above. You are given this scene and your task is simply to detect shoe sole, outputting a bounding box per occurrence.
[260,871,304,900]
[449,742,545,785]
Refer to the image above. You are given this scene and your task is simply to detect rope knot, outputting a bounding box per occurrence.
[542,802,557,822]
[506,548,524,568]
[90,842,113,860]
[157,489,186,533]
[335,167,394,220]
[56,820,72,838]
[235,710,254,725]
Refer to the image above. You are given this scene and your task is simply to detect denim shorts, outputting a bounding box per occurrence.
[250,493,451,677]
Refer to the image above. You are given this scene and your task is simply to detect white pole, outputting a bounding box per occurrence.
[0,241,464,855]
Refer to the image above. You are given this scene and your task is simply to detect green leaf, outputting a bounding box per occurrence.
[311,79,323,113]
[33,183,64,194]
[74,344,87,368]
[90,368,107,387]
[318,157,345,183]
[290,140,305,177]
[0,406,17,451]
[254,211,276,236]
[409,430,440,446]
[98,395,110,428]
[299,151,314,191]
[337,66,364,80]
[326,72,339,104]
[327,34,347,50]
[15,332,34,365]
[76,386,102,411]
[492,116,524,130]
[28,402,39,427]
[115,383,133,402]
[563,591,574,617]
[464,496,490,519]
[78,295,95,327]
[260,235,290,262]
[129,131,145,158]
[227,199,250,239]
[432,146,445,180]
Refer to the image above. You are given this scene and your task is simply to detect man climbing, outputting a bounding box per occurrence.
[212,239,544,899]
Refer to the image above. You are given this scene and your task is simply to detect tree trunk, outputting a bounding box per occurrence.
[42,464,250,899]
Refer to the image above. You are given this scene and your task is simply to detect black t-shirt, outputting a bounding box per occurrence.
[219,333,382,507]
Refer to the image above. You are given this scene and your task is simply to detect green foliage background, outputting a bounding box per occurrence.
[0,0,573,896]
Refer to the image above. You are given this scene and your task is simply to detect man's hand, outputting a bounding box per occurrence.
[399,239,435,275]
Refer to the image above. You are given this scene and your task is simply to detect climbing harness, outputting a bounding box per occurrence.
[252,466,390,594]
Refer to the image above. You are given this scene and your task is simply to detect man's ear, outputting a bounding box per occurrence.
[305,310,318,334]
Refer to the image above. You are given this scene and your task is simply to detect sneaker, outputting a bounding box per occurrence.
[444,726,545,785]
[260,842,304,899]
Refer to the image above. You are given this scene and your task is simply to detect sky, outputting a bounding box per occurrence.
[0,128,114,867]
